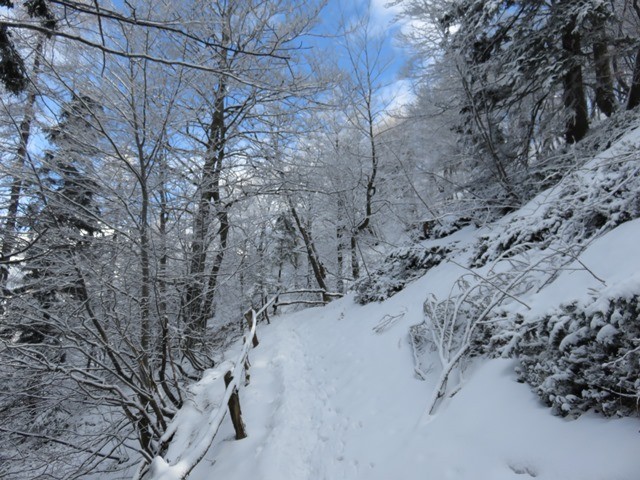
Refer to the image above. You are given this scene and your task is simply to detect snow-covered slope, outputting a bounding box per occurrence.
[170,126,640,480]
[186,254,640,479]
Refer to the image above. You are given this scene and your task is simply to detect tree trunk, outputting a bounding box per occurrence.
[626,48,640,110]
[628,0,640,110]
[289,203,328,292]
[183,11,231,350]
[592,32,617,117]
[201,206,229,324]
[157,165,181,409]
[138,160,152,386]
[350,234,359,279]
[562,24,589,143]
[354,112,378,235]
[0,35,44,289]
[336,195,346,293]
[336,224,345,293]
[184,80,226,347]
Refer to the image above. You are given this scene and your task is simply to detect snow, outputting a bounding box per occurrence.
[147,361,233,480]
[142,220,640,479]
[154,128,640,479]
[595,324,619,344]
[182,273,639,479]
[512,218,640,319]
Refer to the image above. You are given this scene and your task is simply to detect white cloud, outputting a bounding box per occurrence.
[370,0,402,25]
[363,0,403,39]
[378,78,415,118]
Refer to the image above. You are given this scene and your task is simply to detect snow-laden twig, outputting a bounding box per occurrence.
[545,244,607,285]
[420,245,596,420]
[601,343,640,368]
[448,260,531,310]
[373,309,406,334]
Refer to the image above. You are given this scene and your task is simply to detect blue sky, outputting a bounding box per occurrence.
[314,0,414,114]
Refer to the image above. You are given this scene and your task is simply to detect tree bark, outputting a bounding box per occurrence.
[157,165,181,409]
[592,31,617,117]
[350,234,360,279]
[627,48,640,110]
[183,9,232,350]
[289,203,328,292]
[628,1,640,110]
[336,195,346,293]
[336,224,345,293]
[183,80,227,347]
[133,109,152,388]
[562,24,589,143]
[0,35,44,289]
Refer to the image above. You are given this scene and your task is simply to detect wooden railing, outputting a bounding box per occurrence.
[138,295,278,480]
[272,288,343,310]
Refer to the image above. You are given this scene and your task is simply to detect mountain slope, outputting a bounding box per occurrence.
[171,124,640,480]
[188,269,640,479]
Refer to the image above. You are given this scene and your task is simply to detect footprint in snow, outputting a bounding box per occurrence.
[508,462,538,477]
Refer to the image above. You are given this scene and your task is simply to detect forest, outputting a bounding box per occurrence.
[1,0,639,478]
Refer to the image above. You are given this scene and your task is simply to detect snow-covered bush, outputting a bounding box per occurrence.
[512,295,640,418]
[472,137,640,268]
[354,245,450,304]
[411,252,549,415]
[410,216,474,241]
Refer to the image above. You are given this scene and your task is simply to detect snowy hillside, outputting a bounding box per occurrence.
[184,273,640,480]
[164,125,640,480]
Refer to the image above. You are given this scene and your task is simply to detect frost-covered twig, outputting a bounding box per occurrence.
[601,343,640,368]
[545,244,607,285]
[421,248,572,418]
[373,310,406,334]
[449,259,531,310]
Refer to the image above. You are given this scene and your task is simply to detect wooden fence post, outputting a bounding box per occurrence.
[244,357,251,386]
[224,372,247,440]
[261,295,271,324]
[245,310,259,347]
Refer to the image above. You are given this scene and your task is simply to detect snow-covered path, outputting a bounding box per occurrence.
[255,302,425,480]
[189,290,429,480]
[188,276,640,480]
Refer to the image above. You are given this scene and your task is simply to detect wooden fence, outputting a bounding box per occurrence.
[138,296,278,480]
[271,288,343,311]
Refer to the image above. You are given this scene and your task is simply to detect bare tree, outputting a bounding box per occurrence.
[338,1,395,278]
[0,0,328,477]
